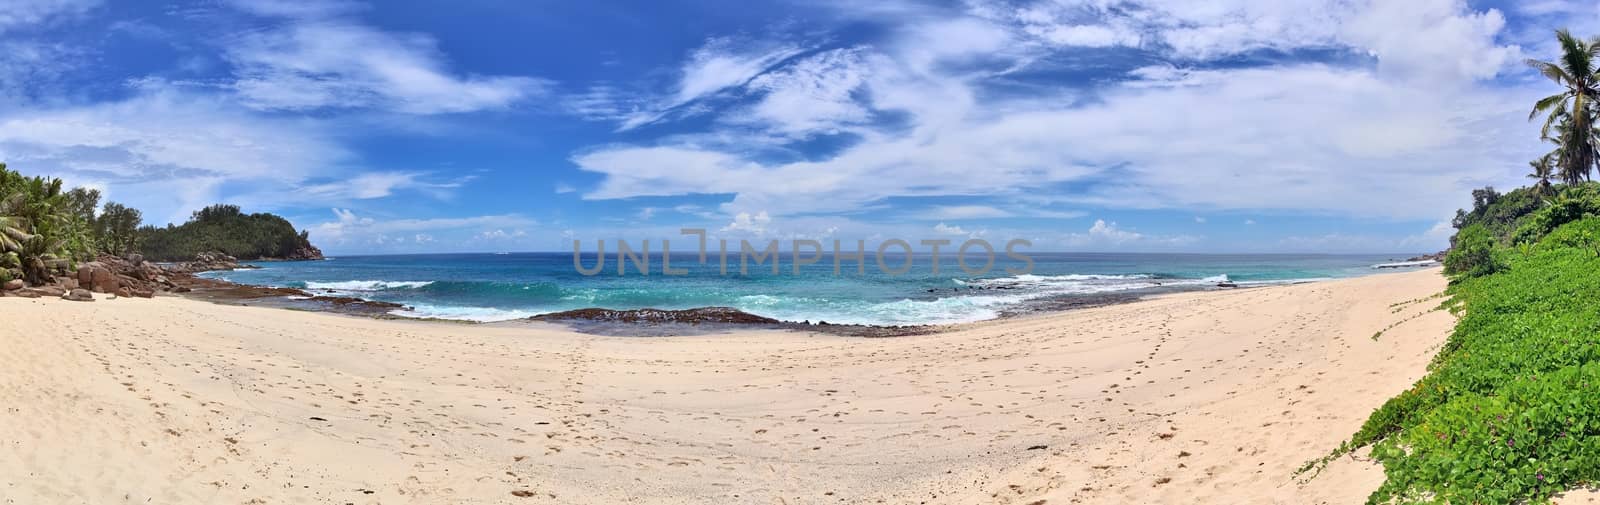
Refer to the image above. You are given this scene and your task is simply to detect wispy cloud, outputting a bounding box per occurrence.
[224,7,547,114]
[0,0,100,33]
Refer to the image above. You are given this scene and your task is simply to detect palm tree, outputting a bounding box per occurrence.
[1528,29,1600,185]
[1529,153,1557,197]
[0,191,33,253]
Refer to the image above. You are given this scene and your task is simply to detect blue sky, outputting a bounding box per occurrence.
[0,0,1591,254]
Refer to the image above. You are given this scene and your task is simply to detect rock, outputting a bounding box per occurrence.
[61,277,78,290]
[1216,281,1238,288]
[126,253,144,265]
[130,288,155,298]
[284,243,325,261]
[76,262,120,293]
[115,287,132,298]
[9,289,40,298]
[172,251,255,273]
[530,307,782,325]
[30,286,65,297]
[2,279,21,291]
[62,288,94,302]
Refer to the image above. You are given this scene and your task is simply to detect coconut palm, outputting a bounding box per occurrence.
[0,191,33,253]
[1529,153,1558,198]
[1528,29,1600,185]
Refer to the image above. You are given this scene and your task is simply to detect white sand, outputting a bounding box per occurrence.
[1,268,1457,504]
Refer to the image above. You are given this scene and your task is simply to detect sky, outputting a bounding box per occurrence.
[0,0,1593,255]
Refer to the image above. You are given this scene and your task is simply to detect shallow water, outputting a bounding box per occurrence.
[203,252,1413,325]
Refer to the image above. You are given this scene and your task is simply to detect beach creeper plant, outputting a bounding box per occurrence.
[1308,216,1600,504]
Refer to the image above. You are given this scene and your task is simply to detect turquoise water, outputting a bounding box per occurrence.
[201,252,1413,325]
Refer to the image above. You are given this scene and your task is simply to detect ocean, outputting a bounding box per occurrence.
[200,252,1416,326]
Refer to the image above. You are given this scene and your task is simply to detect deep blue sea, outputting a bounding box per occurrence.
[200,252,1417,326]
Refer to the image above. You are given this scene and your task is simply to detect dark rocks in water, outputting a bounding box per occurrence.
[532,307,781,325]
[1405,251,1447,262]
[284,242,325,261]
[170,251,257,274]
[1216,281,1238,288]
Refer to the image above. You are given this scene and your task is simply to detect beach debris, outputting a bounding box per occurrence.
[61,288,94,302]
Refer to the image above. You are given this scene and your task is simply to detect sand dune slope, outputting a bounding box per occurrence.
[1,269,1450,504]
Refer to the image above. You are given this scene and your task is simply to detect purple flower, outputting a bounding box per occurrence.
[1537,474,1545,481]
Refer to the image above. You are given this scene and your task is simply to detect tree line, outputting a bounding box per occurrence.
[0,163,318,284]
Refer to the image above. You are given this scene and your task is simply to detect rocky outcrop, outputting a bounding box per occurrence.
[283,243,324,261]
[76,262,121,293]
[2,279,20,291]
[169,251,259,274]
[1406,251,1448,262]
[531,307,782,325]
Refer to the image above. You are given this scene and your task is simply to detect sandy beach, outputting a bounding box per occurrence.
[1,268,1453,504]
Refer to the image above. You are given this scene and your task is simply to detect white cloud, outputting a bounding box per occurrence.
[571,0,1531,225]
[608,38,807,131]
[0,0,98,33]
[224,0,363,18]
[297,171,468,200]
[720,211,772,235]
[1278,225,1450,253]
[1194,216,1207,223]
[0,86,349,223]
[933,222,967,235]
[477,228,528,240]
[929,205,1012,219]
[1064,219,1197,249]
[310,208,536,246]
[226,21,546,113]
[731,47,873,137]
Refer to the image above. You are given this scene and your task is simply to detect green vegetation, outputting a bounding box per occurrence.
[1314,29,1600,504]
[0,163,318,283]
[1,163,104,283]
[136,204,317,262]
[1332,214,1600,504]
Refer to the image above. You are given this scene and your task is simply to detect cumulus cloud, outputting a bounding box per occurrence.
[1064,219,1196,249]
[720,211,772,235]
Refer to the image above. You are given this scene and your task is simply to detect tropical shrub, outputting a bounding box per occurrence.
[1513,182,1600,244]
[1442,223,1504,278]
